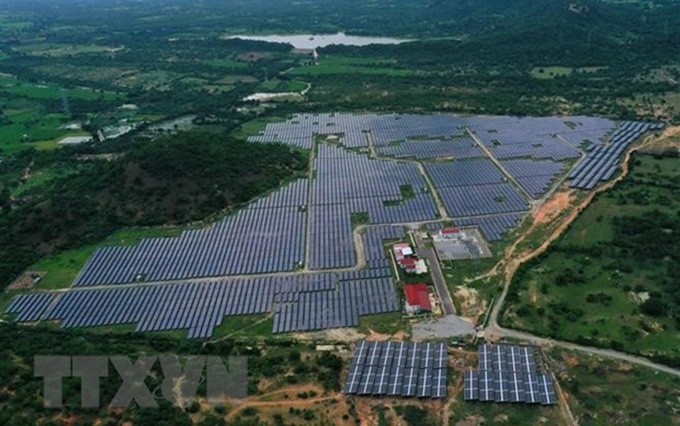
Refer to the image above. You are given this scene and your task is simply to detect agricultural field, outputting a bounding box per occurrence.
[0,74,124,153]
[502,153,680,366]
[289,56,412,76]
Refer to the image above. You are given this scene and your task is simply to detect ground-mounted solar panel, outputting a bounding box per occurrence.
[417,366,433,398]
[401,367,418,397]
[344,340,447,399]
[538,374,558,405]
[478,369,495,402]
[464,370,479,401]
[434,342,447,369]
[524,373,541,404]
[467,344,558,407]
[492,345,507,373]
[494,371,510,403]
[432,368,448,399]
[508,371,524,403]
[478,344,492,370]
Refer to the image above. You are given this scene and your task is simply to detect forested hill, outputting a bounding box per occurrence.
[2,0,678,41]
[0,133,308,287]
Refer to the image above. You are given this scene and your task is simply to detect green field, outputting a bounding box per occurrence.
[14,43,121,57]
[357,312,406,336]
[0,74,121,101]
[290,56,413,76]
[203,58,250,69]
[503,154,680,365]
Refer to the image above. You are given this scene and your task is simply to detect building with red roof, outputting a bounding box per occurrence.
[439,227,464,239]
[404,284,432,314]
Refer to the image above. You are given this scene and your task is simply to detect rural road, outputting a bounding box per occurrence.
[412,230,456,315]
[487,323,680,378]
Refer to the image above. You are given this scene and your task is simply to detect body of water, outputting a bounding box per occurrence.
[226,32,411,49]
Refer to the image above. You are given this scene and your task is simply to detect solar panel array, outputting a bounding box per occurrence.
[569,121,665,190]
[6,225,407,337]
[465,115,615,161]
[6,113,663,339]
[308,144,438,269]
[454,213,526,241]
[500,159,566,198]
[465,344,557,405]
[375,138,483,160]
[71,114,658,287]
[344,341,448,398]
[423,159,530,217]
[6,272,399,338]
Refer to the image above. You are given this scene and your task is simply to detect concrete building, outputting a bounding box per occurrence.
[404,284,432,314]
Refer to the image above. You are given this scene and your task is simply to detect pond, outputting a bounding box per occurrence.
[226,32,411,49]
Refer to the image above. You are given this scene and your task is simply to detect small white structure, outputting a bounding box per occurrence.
[57,136,93,145]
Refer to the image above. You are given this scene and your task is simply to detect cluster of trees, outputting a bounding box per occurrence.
[611,211,680,323]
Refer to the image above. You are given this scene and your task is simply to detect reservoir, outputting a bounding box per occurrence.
[226,32,411,49]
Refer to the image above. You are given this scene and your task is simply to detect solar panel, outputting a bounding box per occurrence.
[538,374,558,405]
[478,369,495,402]
[344,340,447,399]
[508,371,524,402]
[467,344,559,407]
[494,371,510,402]
[432,368,447,399]
[524,373,541,404]
[464,370,478,401]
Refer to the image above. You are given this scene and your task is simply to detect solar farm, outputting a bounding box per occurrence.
[4,113,663,338]
[464,344,557,406]
[343,340,448,398]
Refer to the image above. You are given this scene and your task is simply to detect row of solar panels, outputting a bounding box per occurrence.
[464,370,557,405]
[570,121,664,190]
[438,183,530,217]
[500,159,566,198]
[343,341,448,399]
[272,277,399,333]
[375,138,483,160]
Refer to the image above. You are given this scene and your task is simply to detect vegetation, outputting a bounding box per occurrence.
[503,153,680,366]
[0,323,343,424]
[550,347,680,425]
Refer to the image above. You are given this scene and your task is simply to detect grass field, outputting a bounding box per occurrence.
[0,74,121,101]
[211,315,274,338]
[503,154,680,364]
[357,312,406,336]
[290,56,413,76]
[14,43,122,57]
[203,58,250,69]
